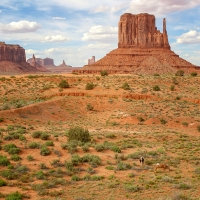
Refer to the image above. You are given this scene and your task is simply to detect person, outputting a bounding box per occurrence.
[139,156,144,166]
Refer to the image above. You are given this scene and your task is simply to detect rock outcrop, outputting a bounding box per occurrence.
[88,56,95,65]
[73,13,199,75]
[27,57,55,67]
[0,42,26,62]
[0,42,48,73]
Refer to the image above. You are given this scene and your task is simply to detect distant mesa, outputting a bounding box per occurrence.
[0,42,48,74]
[88,56,95,65]
[74,13,199,75]
[28,56,74,73]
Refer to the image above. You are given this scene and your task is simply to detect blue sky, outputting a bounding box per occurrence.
[0,0,200,67]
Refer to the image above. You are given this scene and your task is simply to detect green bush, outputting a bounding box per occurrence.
[28,142,40,149]
[95,144,107,152]
[191,72,197,77]
[175,70,184,76]
[27,155,34,161]
[122,82,130,90]
[58,80,69,88]
[45,141,54,146]
[153,85,160,91]
[0,118,4,122]
[71,175,81,181]
[35,170,45,180]
[116,162,132,171]
[40,132,49,140]
[170,85,175,91]
[0,170,16,180]
[3,144,20,155]
[0,179,6,187]
[11,154,22,161]
[81,154,101,167]
[160,118,167,125]
[6,192,23,200]
[100,70,108,76]
[67,126,91,143]
[0,155,10,166]
[31,131,43,138]
[111,146,121,153]
[85,82,95,90]
[40,146,51,156]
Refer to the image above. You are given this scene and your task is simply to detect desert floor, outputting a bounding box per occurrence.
[0,73,200,200]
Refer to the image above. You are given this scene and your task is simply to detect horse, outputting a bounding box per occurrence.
[154,163,170,172]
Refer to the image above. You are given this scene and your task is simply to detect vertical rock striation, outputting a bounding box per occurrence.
[118,13,170,49]
[0,42,26,62]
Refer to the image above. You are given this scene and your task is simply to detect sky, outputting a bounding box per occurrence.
[0,0,200,67]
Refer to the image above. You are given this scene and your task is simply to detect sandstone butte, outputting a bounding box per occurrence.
[0,42,48,73]
[74,13,200,75]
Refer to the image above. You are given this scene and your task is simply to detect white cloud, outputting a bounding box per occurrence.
[0,20,41,33]
[52,17,66,20]
[177,30,200,44]
[82,25,117,42]
[42,35,70,42]
[87,43,111,49]
[127,0,200,16]
[91,6,110,13]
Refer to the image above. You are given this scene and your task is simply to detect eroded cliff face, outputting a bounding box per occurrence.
[118,13,170,49]
[0,42,26,62]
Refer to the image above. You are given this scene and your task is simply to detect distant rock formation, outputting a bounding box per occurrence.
[73,13,199,75]
[27,57,55,67]
[57,60,72,68]
[0,42,48,73]
[30,54,50,72]
[88,56,95,65]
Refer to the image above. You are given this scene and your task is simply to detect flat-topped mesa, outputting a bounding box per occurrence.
[0,42,26,62]
[118,13,170,49]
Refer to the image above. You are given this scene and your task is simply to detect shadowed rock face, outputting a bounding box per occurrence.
[73,13,199,75]
[118,13,170,49]
[0,42,26,62]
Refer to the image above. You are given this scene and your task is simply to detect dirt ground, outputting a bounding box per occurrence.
[0,73,200,200]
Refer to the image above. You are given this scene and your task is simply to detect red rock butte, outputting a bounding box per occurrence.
[74,13,199,74]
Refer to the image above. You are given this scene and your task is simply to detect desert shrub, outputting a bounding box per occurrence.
[67,126,91,143]
[40,132,49,140]
[153,85,160,91]
[4,135,14,141]
[105,133,116,139]
[35,170,45,180]
[3,144,20,155]
[19,135,26,141]
[28,142,40,149]
[95,144,107,152]
[96,76,100,80]
[194,168,200,174]
[124,184,141,192]
[71,154,81,166]
[160,118,167,125]
[32,131,43,138]
[45,141,54,146]
[61,141,78,154]
[153,73,160,76]
[85,82,95,90]
[100,70,108,76]
[71,175,81,181]
[0,179,6,187]
[81,154,101,167]
[182,122,188,126]
[176,70,184,76]
[39,163,48,169]
[6,192,23,200]
[40,146,51,156]
[0,118,4,122]
[122,82,130,90]
[86,103,94,111]
[58,80,69,88]
[170,85,175,91]
[27,155,34,161]
[191,72,197,77]
[111,146,121,153]
[0,170,16,180]
[65,161,75,172]
[197,125,200,132]
[82,144,89,152]
[116,162,132,171]
[105,165,115,170]
[137,116,145,122]
[15,165,29,174]
[0,155,10,166]
[11,154,22,161]
[174,183,191,190]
